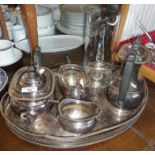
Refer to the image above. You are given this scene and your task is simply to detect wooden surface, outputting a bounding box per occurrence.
[140,65,155,83]
[20,4,38,53]
[110,4,129,52]
[0,6,9,39]
[1,48,155,150]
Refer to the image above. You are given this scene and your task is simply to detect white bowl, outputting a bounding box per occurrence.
[36,5,60,24]
[36,5,54,28]
[0,40,14,64]
[15,12,23,25]
[0,48,23,67]
[6,21,13,40]
[12,25,26,42]
[38,25,55,37]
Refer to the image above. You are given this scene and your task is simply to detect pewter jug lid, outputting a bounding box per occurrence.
[118,43,150,64]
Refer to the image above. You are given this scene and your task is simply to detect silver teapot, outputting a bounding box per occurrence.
[107,39,150,110]
[9,47,55,123]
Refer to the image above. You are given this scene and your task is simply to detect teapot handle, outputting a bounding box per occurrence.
[118,52,136,108]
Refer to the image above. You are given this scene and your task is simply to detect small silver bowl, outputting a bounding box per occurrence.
[58,98,102,134]
[58,64,89,99]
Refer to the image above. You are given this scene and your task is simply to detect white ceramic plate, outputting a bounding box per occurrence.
[15,35,84,53]
[0,48,23,67]
[60,4,87,18]
[60,4,100,18]
[57,23,85,36]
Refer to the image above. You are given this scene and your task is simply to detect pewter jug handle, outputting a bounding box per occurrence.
[118,52,136,108]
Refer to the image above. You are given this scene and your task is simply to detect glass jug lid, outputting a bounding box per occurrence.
[118,43,150,64]
[9,66,55,101]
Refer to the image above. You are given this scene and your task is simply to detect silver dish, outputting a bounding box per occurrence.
[58,64,89,99]
[58,99,102,134]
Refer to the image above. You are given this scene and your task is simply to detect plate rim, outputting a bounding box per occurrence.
[57,23,85,36]
[15,35,84,53]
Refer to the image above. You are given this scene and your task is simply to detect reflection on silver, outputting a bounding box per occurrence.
[58,98,101,134]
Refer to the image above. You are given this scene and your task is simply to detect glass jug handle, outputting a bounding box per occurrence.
[107,15,119,26]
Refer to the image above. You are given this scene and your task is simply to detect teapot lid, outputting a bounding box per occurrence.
[9,66,55,101]
[118,42,151,64]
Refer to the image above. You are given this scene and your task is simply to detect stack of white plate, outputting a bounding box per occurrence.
[57,4,100,36]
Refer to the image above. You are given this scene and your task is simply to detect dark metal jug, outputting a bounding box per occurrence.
[107,39,150,110]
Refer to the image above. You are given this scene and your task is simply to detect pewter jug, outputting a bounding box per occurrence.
[107,40,150,110]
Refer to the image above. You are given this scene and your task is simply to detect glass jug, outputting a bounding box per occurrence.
[84,6,121,69]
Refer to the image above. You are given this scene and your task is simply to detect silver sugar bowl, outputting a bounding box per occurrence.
[58,64,89,100]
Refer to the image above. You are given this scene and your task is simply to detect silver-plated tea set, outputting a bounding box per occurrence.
[0,5,152,148]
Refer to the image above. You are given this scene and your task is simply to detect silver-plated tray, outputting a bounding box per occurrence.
[0,82,148,149]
